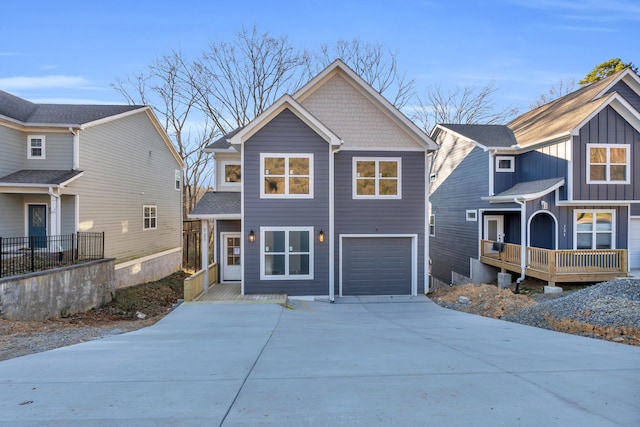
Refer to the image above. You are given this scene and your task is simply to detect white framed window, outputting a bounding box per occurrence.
[574,209,615,249]
[353,157,402,199]
[466,210,477,221]
[222,161,241,185]
[495,156,514,172]
[27,135,45,159]
[429,214,435,236]
[587,143,629,184]
[175,170,181,191]
[260,227,313,280]
[143,205,157,230]
[261,154,313,198]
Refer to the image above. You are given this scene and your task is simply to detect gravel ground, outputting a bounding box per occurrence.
[503,278,640,330]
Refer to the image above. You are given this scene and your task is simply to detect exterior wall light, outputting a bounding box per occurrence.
[318,229,325,243]
[248,229,255,243]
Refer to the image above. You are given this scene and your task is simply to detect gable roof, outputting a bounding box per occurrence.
[433,124,518,149]
[294,60,437,151]
[0,90,144,126]
[508,68,640,147]
[228,94,342,146]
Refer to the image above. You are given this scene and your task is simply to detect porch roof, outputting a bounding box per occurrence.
[188,191,241,219]
[0,169,84,188]
[482,177,565,203]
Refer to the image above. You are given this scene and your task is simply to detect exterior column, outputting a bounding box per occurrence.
[201,219,209,292]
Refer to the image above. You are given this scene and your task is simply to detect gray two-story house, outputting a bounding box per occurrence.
[0,91,184,287]
[429,68,640,289]
[190,60,438,298]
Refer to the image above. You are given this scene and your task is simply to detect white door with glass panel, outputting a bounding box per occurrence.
[222,233,241,282]
[484,215,504,242]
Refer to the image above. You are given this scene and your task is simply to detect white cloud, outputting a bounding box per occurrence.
[0,75,95,90]
[511,0,640,21]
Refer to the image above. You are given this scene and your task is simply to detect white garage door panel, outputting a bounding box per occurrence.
[630,218,640,270]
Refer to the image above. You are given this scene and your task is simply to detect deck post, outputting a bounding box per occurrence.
[548,251,556,286]
[621,250,628,275]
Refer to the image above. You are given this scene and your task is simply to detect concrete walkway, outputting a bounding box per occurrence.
[0,297,638,426]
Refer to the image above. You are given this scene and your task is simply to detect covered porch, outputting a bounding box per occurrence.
[480,240,628,285]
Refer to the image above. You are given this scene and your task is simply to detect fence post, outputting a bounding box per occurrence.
[0,237,3,277]
[101,232,105,259]
[30,236,35,272]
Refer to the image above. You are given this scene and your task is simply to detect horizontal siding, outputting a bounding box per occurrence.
[334,150,425,293]
[69,112,182,262]
[573,106,640,201]
[24,132,73,170]
[243,109,330,295]
[0,194,26,237]
[430,133,492,285]
[60,195,76,235]
[0,125,24,175]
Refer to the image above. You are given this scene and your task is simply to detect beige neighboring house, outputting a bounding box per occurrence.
[0,90,184,287]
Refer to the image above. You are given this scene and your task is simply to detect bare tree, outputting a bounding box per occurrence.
[314,39,415,110]
[529,78,576,109]
[414,80,519,132]
[189,25,310,133]
[113,50,215,217]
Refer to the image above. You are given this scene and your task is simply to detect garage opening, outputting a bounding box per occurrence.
[341,236,414,296]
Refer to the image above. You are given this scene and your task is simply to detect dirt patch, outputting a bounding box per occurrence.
[0,271,188,360]
[431,283,537,318]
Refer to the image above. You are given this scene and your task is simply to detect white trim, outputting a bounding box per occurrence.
[338,234,418,297]
[567,135,574,201]
[466,210,478,221]
[483,215,504,242]
[74,194,79,233]
[495,155,515,172]
[27,135,46,159]
[260,227,314,280]
[429,213,435,237]
[143,205,157,230]
[25,202,48,237]
[352,157,402,199]
[424,151,430,293]
[338,146,426,152]
[240,143,245,295]
[482,179,565,203]
[586,143,630,185]
[328,145,337,301]
[573,209,616,250]
[229,95,342,147]
[527,210,559,249]
[175,169,181,191]
[114,247,182,270]
[488,150,495,196]
[594,68,640,99]
[260,153,314,199]
[219,160,242,189]
[187,214,241,220]
[220,232,242,283]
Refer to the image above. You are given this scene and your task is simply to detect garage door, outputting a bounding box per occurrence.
[342,237,412,295]
[630,218,640,269]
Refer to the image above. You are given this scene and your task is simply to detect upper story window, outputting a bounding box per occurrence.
[143,205,157,230]
[574,210,614,249]
[495,156,514,172]
[27,135,45,159]
[175,170,181,191]
[353,157,401,199]
[260,227,313,280]
[224,162,242,184]
[429,214,435,236]
[587,144,629,184]
[261,153,313,198]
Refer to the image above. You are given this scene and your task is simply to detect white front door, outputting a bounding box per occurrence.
[221,233,241,282]
[484,215,505,242]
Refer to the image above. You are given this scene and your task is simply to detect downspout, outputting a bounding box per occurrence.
[328,144,342,302]
[514,197,527,293]
[69,127,80,170]
[48,187,62,252]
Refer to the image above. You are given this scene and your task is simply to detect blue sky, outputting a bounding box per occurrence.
[1,0,638,116]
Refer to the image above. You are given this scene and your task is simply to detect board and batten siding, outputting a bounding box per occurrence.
[606,80,640,112]
[573,106,640,201]
[243,109,330,295]
[334,150,425,293]
[68,111,182,262]
[429,132,497,285]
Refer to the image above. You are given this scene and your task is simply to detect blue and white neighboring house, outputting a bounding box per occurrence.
[189,60,438,298]
[429,68,640,289]
[0,90,184,287]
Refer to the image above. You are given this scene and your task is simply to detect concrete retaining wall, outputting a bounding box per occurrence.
[0,259,115,321]
[114,247,181,289]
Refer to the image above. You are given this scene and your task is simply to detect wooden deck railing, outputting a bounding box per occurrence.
[480,240,627,285]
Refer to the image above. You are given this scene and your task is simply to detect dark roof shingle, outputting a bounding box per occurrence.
[0,169,83,186]
[189,192,241,216]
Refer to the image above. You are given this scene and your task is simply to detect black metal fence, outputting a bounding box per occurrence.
[0,232,105,279]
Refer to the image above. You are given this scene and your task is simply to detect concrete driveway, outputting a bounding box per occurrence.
[1,296,638,426]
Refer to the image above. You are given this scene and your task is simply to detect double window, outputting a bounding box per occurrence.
[574,210,614,249]
[261,154,313,198]
[353,157,401,199]
[587,144,629,184]
[260,227,313,280]
[143,205,157,230]
[28,135,45,159]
